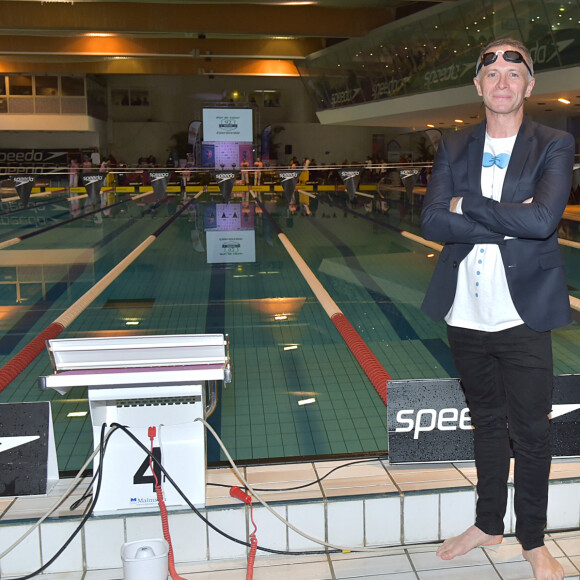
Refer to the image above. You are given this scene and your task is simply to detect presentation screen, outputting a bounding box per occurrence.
[203,108,253,142]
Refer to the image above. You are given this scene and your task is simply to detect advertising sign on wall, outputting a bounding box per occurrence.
[202,108,253,142]
[388,375,580,464]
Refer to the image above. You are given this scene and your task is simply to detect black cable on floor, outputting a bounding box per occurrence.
[8,423,116,580]
[109,423,340,557]
[206,454,389,492]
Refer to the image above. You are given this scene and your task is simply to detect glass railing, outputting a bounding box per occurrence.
[295,0,580,111]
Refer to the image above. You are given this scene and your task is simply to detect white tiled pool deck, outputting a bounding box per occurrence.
[2,456,580,579]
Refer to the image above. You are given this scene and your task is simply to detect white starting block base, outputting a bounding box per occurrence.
[40,334,230,514]
[89,381,205,514]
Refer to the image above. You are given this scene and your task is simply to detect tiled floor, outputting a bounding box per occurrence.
[3,457,580,579]
[6,531,580,579]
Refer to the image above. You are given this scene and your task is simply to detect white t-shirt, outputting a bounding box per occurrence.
[445,133,523,332]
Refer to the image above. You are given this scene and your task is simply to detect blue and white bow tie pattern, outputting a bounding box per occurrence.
[482,152,510,169]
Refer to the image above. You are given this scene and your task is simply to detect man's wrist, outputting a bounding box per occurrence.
[450,197,463,214]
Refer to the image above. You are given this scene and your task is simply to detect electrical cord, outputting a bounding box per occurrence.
[108,422,330,556]
[5,423,117,580]
[206,455,389,493]
[196,417,397,553]
[0,424,117,561]
[2,420,397,579]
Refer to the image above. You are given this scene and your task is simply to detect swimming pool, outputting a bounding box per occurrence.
[1,183,579,472]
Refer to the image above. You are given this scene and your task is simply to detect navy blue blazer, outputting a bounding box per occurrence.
[421,117,574,332]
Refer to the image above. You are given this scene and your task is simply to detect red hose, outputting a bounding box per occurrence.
[0,322,65,393]
[154,484,186,580]
[331,313,390,405]
[149,429,187,580]
[230,486,258,579]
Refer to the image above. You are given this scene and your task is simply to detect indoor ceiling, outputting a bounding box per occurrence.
[0,0,435,77]
[0,0,577,130]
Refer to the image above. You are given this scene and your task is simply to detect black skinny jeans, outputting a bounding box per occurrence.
[447,323,553,551]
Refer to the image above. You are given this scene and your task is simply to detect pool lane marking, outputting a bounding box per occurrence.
[252,192,390,404]
[0,195,200,393]
[0,190,167,250]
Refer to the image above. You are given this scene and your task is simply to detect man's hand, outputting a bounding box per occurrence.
[450,197,462,213]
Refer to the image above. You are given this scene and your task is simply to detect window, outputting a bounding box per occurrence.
[112,89,130,106]
[35,76,58,97]
[112,89,149,107]
[8,75,33,96]
[61,76,85,97]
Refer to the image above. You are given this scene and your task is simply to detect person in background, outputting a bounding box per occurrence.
[254,156,263,186]
[241,156,250,185]
[420,38,574,580]
[82,155,92,173]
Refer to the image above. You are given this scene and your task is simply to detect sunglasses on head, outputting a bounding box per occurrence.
[476,50,533,77]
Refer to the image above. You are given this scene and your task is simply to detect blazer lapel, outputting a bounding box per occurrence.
[501,117,534,202]
[468,122,486,197]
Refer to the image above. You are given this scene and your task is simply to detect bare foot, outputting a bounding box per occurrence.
[523,545,564,580]
[436,525,503,560]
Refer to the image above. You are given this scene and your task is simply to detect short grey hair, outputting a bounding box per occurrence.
[475,37,534,78]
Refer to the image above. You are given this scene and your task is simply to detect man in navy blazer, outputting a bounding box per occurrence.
[421,38,574,580]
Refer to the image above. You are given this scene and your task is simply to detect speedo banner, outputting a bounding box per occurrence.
[388,375,580,463]
[338,168,362,201]
[11,175,36,208]
[215,170,236,203]
[149,171,170,202]
[278,170,300,204]
[0,402,58,496]
[81,173,106,206]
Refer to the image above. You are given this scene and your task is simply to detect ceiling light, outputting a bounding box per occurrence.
[427,124,435,128]
[298,397,316,406]
[454,119,464,123]
[283,344,298,351]
[558,98,571,104]
[67,411,88,418]
[274,314,288,320]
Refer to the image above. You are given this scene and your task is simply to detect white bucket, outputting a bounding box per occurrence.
[121,538,169,580]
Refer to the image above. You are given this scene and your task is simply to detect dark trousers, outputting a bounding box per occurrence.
[447,323,553,551]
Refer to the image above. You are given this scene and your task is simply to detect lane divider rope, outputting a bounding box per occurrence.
[253,194,391,404]
[0,190,168,251]
[0,197,196,393]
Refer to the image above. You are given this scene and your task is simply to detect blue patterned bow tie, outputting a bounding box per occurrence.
[482,152,510,169]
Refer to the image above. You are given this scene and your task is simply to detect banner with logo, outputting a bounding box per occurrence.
[201,143,216,168]
[11,175,36,208]
[215,170,236,203]
[278,170,300,204]
[188,120,201,145]
[203,203,218,230]
[388,375,580,464]
[338,168,362,201]
[0,402,58,496]
[400,168,420,196]
[81,173,106,206]
[148,171,170,202]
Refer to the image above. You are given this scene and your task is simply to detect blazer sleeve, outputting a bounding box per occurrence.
[461,132,574,239]
[421,137,506,245]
